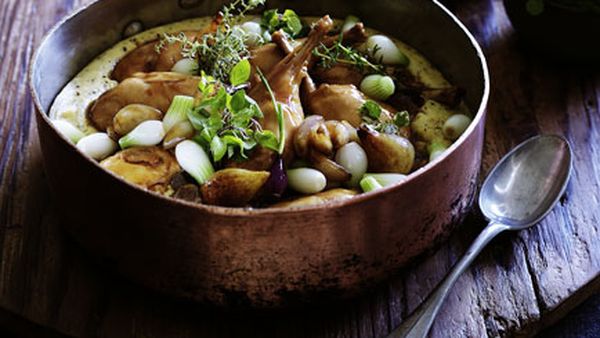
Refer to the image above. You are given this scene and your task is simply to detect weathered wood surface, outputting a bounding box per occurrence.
[1,0,599,337]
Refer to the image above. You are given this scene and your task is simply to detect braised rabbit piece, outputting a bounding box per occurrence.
[248,16,334,166]
[49,0,472,208]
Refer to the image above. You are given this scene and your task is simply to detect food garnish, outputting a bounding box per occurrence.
[157,0,266,82]
[261,8,306,38]
[313,33,384,74]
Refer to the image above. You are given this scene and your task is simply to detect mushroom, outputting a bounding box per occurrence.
[294,116,360,182]
[100,146,181,193]
[88,72,201,132]
[111,104,163,137]
[358,127,415,174]
[200,168,270,207]
[272,188,357,208]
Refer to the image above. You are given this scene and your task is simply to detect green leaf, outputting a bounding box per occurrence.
[255,130,279,152]
[394,110,410,128]
[187,109,208,131]
[230,59,251,86]
[261,8,305,38]
[223,135,253,159]
[198,71,216,95]
[283,9,302,36]
[210,135,227,162]
[229,89,250,112]
[360,100,382,120]
[262,9,279,28]
[231,107,256,129]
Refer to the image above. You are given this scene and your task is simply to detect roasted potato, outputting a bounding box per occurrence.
[410,99,453,146]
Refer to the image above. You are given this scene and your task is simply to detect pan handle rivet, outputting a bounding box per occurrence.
[123,21,144,38]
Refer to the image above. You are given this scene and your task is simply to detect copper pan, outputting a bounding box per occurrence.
[30,0,489,308]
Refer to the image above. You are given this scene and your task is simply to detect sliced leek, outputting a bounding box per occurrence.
[118,120,165,149]
[162,95,195,133]
[175,140,215,185]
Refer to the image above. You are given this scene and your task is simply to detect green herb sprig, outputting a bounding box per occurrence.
[261,8,306,38]
[313,34,384,74]
[360,100,409,135]
[157,0,265,82]
[187,60,281,162]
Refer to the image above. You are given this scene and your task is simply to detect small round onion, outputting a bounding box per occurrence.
[287,168,327,194]
[51,119,84,143]
[171,58,198,75]
[443,114,472,140]
[240,21,263,47]
[364,35,409,66]
[76,133,117,160]
[118,120,165,149]
[360,74,395,101]
[335,142,368,187]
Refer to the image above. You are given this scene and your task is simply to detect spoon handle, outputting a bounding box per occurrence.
[388,222,510,338]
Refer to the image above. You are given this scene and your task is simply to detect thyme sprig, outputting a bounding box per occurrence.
[313,34,384,74]
[156,0,265,83]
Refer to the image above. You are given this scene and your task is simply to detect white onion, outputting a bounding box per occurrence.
[287,168,327,194]
[360,74,395,101]
[443,114,472,140]
[364,35,409,66]
[175,140,214,185]
[51,119,84,143]
[76,133,117,160]
[240,21,263,47]
[335,142,368,187]
[118,120,165,149]
[171,58,198,75]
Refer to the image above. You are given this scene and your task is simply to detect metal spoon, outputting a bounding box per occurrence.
[389,135,573,338]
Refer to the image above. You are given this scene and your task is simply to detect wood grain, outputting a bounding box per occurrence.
[1,0,600,337]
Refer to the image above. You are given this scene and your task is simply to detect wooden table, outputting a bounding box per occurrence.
[1,0,600,337]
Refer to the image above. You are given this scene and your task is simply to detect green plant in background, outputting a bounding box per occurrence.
[526,0,600,15]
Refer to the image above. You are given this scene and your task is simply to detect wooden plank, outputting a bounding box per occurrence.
[1,0,600,337]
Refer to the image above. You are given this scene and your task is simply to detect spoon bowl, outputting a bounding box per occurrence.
[479,135,573,229]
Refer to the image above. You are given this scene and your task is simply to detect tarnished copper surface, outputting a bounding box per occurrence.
[30,0,489,307]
